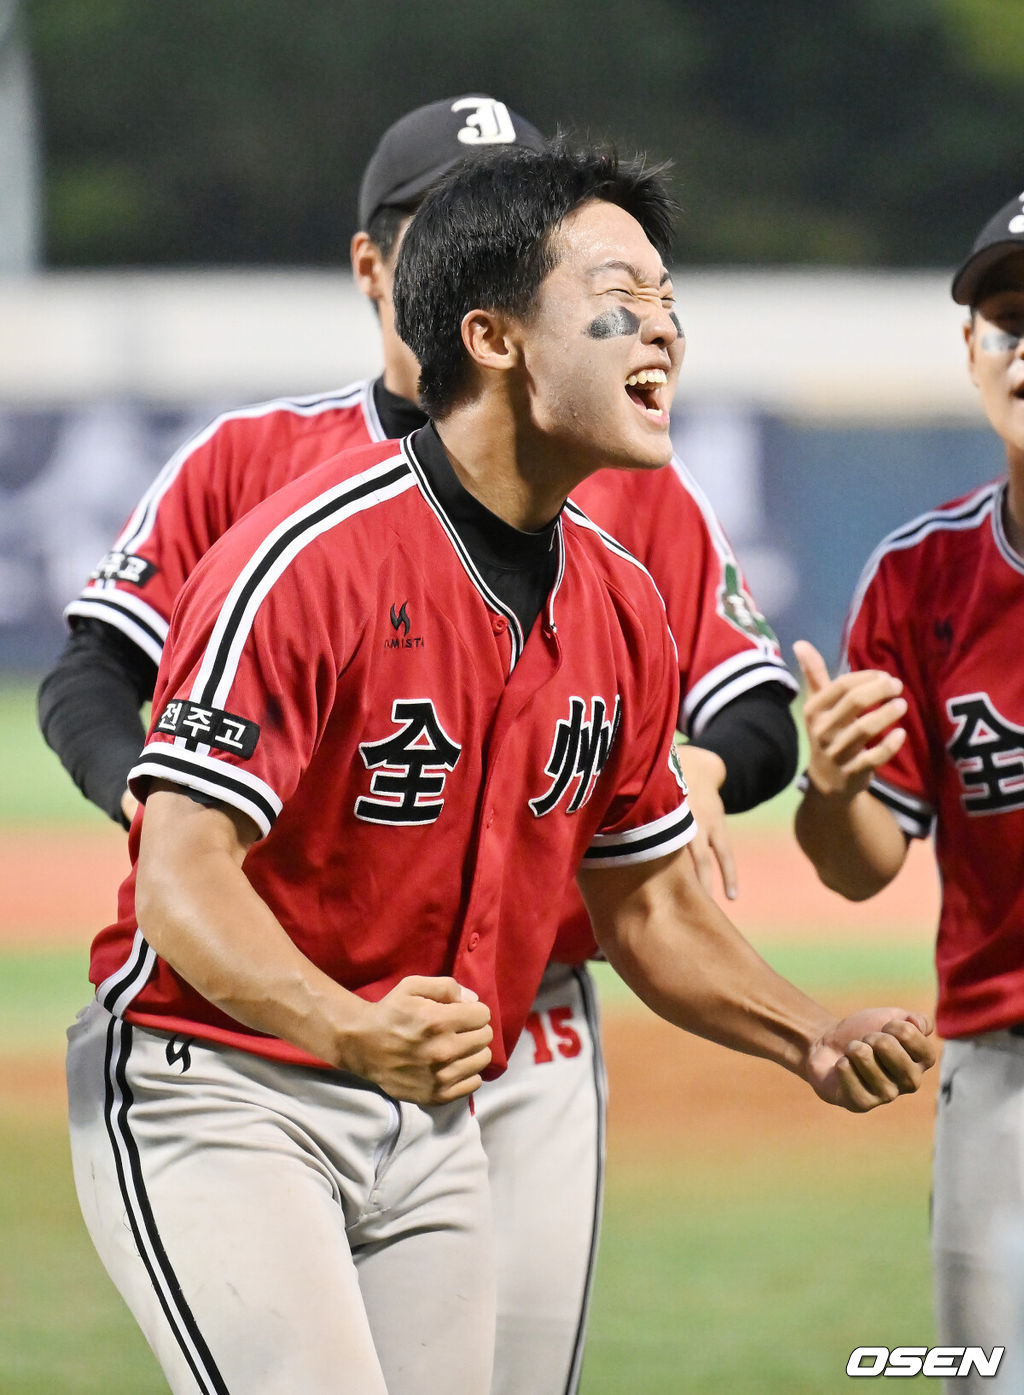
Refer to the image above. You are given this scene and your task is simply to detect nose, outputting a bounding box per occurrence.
[642,301,683,355]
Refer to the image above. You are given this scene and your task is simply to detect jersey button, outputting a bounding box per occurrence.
[492,616,507,634]
[467,932,481,951]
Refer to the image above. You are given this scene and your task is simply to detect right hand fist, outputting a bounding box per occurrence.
[343,976,492,1106]
[794,640,908,799]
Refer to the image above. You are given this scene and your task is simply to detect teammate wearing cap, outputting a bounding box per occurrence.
[40,96,799,1395]
[63,141,934,1395]
[793,190,1024,1390]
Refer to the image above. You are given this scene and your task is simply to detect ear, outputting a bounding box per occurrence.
[460,309,520,377]
[963,315,979,389]
[351,231,390,303]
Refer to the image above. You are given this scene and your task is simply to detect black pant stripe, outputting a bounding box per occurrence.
[562,966,608,1395]
[102,1016,232,1395]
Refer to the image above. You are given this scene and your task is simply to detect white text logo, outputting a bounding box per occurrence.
[847,1346,1004,1378]
[452,97,517,145]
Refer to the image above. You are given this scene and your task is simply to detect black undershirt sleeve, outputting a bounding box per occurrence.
[37,619,159,828]
[686,683,798,814]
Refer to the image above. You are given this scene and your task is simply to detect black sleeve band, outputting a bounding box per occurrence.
[688,683,799,814]
[37,618,159,827]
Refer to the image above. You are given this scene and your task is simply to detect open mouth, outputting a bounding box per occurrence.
[625,368,669,422]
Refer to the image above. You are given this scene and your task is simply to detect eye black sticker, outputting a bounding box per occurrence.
[585,307,641,339]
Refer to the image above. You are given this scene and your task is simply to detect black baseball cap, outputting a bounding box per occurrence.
[951,190,1024,306]
[357,94,546,230]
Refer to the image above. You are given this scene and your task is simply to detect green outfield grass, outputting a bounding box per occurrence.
[0,682,103,827]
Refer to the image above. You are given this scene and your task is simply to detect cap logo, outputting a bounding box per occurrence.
[451,97,517,146]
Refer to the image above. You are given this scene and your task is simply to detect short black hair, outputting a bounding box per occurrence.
[365,203,413,261]
[392,144,675,419]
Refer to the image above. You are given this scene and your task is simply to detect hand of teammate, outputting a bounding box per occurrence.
[675,744,737,900]
[343,976,493,1106]
[794,640,908,799]
[803,1008,936,1112]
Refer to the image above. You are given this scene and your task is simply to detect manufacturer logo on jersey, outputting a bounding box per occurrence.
[451,97,517,145]
[933,616,955,651]
[90,549,157,588]
[530,695,621,818]
[385,600,423,650]
[946,692,1024,814]
[718,562,777,644]
[355,699,461,825]
[165,1037,193,1074]
[155,699,260,757]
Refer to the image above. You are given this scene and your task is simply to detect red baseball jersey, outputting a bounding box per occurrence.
[843,479,1024,1038]
[70,381,793,968]
[91,434,694,1075]
[67,383,389,666]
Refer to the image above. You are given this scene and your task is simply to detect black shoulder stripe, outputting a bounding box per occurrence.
[198,462,409,706]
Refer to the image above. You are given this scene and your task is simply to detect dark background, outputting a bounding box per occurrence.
[24,0,1024,270]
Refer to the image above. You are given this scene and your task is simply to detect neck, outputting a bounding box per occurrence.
[379,323,422,404]
[1004,456,1024,556]
[436,398,591,532]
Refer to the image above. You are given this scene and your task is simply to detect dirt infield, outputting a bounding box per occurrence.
[0,821,940,948]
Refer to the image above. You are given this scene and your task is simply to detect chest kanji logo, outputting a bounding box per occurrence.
[946,692,1024,814]
[355,699,462,825]
[530,695,621,818]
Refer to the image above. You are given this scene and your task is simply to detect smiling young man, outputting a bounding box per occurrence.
[63,144,935,1395]
[794,191,1024,1392]
[41,97,802,1395]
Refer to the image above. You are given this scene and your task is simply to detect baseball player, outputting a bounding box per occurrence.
[793,191,1024,1392]
[64,142,935,1395]
[39,97,799,1395]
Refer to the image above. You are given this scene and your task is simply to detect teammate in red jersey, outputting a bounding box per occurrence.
[40,96,799,1395]
[794,191,1024,1391]
[63,144,934,1395]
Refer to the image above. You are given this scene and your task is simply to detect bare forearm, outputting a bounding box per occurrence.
[578,850,934,1111]
[136,793,368,1065]
[135,786,491,1103]
[583,861,832,1077]
[795,785,908,900]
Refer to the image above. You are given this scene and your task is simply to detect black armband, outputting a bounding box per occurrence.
[37,619,159,828]
[688,684,798,814]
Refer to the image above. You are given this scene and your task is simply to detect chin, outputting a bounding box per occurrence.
[619,434,674,471]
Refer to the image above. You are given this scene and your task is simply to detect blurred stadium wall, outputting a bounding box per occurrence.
[0,269,993,673]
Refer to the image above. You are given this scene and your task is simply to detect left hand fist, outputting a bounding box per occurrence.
[804,1008,936,1112]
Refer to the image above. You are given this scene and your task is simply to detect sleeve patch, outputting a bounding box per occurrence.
[90,550,159,589]
[155,700,260,758]
[718,561,779,644]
